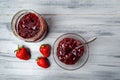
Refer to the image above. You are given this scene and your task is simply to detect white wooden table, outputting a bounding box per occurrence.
[0,0,120,80]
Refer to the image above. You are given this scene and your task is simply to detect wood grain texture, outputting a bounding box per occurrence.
[0,0,120,80]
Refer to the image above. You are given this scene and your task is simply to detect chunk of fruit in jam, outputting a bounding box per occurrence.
[57,38,84,65]
[18,13,40,38]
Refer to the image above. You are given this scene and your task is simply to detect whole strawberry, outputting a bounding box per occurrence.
[40,44,51,57]
[36,57,50,68]
[14,45,31,60]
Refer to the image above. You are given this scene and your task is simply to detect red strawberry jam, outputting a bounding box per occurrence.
[12,10,48,42]
[18,13,40,38]
[57,38,84,65]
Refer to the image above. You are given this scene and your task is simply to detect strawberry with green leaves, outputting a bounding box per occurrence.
[36,57,50,68]
[14,45,31,60]
[40,44,51,57]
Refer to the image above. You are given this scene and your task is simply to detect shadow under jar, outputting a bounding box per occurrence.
[53,33,89,70]
[11,10,48,42]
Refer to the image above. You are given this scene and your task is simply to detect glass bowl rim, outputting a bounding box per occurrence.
[53,33,89,71]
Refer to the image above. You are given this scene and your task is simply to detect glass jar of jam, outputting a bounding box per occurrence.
[53,33,89,70]
[11,10,48,42]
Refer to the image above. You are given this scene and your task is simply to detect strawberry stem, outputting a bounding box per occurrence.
[14,45,22,53]
[36,57,40,61]
[18,45,22,50]
[40,44,49,48]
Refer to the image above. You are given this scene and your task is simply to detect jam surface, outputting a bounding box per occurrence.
[18,13,40,38]
[57,38,84,65]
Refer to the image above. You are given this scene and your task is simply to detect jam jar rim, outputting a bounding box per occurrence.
[11,9,47,42]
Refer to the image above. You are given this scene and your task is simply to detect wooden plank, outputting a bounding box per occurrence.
[0,0,120,15]
[0,0,120,80]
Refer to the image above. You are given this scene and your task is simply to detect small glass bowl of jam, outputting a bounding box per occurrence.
[11,10,48,42]
[53,33,89,70]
